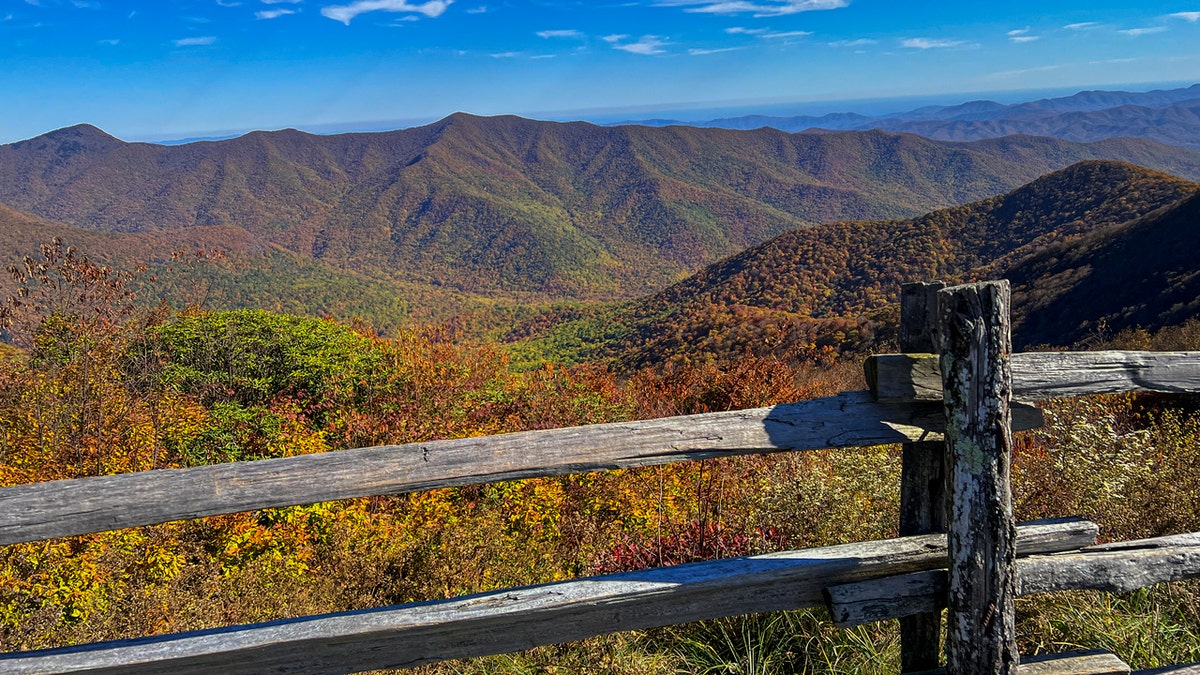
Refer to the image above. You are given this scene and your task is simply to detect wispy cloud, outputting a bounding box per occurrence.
[987,63,1063,79]
[725,26,766,34]
[1007,27,1029,36]
[655,0,848,17]
[602,33,627,42]
[490,51,519,58]
[1168,11,1200,21]
[1117,26,1167,36]
[466,5,487,12]
[609,35,667,54]
[537,28,583,38]
[1063,21,1099,30]
[827,38,875,47]
[901,37,965,49]
[1010,35,1039,43]
[760,29,811,38]
[262,0,302,3]
[174,36,217,46]
[320,0,451,24]
[689,46,744,54]
[97,38,119,45]
[256,8,295,18]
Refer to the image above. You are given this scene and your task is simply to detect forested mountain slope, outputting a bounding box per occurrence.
[510,161,1200,368]
[5,116,1200,300]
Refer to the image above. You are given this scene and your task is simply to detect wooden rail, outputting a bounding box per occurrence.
[0,392,1045,546]
[0,520,1099,675]
[825,532,1200,627]
[3,278,1200,674]
[866,351,1200,402]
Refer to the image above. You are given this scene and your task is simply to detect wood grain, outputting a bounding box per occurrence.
[1132,664,1200,674]
[0,392,1042,546]
[868,351,1200,403]
[911,651,1131,675]
[896,280,948,673]
[937,281,1018,675]
[0,520,1097,675]
[825,529,1200,628]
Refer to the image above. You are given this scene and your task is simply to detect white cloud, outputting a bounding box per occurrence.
[827,38,875,47]
[1117,26,1167,36]
[261,0,302,3]
[320,0,451,24]
[901,37,965,49]
[1168,11,1200,21]
[725,26,767,34]
[537,29,583,38]
[655,0,847,17]
[215,0,242,6]
[256,8,295,18]
[174,36,217,45]
[689,46,744,54]
[602,33,628,42]
[1007,27,1029,36]
[97,37,119,44]
[465,5,487,12]
[490,51,519,57]
[760,29,811,38]
[1063,21,1099,30]
[987,64,1063,79]
[610,35,667,54]
[1010,35,1039,43]
[531,54,555,59]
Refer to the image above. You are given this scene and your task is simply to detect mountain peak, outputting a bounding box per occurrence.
[12,124,124,153]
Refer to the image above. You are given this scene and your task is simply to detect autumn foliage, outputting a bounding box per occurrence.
[0,239,1198,672]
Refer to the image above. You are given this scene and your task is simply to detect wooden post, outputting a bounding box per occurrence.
[898,281,947,672]
[936,281,1019,675]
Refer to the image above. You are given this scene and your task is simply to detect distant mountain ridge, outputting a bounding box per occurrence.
[511,161,1200,368]
[626,84,1200,150]
[4,115,1200,304]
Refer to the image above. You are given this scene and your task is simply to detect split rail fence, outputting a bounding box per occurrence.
[2,279,1200,674]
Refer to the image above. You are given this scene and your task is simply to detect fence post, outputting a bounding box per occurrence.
[897,281,947,672]
[936,281,1018,675]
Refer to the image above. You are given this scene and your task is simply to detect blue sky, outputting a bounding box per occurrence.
[2,0,1199,142]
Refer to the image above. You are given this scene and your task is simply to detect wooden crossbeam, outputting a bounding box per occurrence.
[825,531,1200,628]
[867,351,1200,403]
[910,650,1131,675]
[0,392,1042,546]
[0,520,1096,675]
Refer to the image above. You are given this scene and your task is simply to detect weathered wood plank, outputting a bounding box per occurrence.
[896,280,948,674]
[868,351,1200,402]
[1014,652,1130,675]
[1132,664,1200,674]
[0,521,1097,675]
[938,281,1018,674]
[826,529,1200,627]
[912,651,1131,675]
[0,392,1042,546]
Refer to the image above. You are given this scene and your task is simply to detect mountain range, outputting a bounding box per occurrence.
[4,114,1200,310]
[509,161,1200,369]
[628,84,1200,151]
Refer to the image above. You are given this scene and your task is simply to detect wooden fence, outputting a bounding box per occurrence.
[2,279,1200,675]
